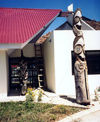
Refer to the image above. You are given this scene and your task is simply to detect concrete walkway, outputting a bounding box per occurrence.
[77,110,100,122]
[0,91,98,108]
[58,102,100,122]
[0,91,87,108]
[0,95,25,102]
[40,91,88,108]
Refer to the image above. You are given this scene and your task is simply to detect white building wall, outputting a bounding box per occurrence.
[10,49,21,57]
[23,43,35,57]
[0,51,8,96]
[10,43,35,57]
[43,33,56,92]
[53,30,100,95]
[54,30,75,95]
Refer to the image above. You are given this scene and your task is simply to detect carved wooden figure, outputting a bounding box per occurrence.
[19,60,28,95]
[73,9,90,104]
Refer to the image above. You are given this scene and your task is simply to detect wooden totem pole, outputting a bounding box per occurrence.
[19,60,28,95]
[73,9,90,104]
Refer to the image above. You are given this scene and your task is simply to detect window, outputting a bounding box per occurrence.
[72,50,100,75]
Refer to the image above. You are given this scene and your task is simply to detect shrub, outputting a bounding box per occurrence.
[25,88,44,103]
[38,88,44,101]
[26,88,35,102]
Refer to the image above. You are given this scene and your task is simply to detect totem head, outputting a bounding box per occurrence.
[73,8,83,37]
[73,8,85,61]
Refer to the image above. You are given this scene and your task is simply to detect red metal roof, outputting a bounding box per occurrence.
[0,8,61,43]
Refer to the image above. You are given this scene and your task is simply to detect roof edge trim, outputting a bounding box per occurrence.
[82,20,95,30]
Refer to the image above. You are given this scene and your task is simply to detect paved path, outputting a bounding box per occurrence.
[58,102,100,122]
[40,91,87,108]
[0,90,97,109]
[76,110,100,122]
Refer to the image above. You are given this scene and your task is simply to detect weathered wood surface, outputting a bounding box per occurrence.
[73,9,90,104]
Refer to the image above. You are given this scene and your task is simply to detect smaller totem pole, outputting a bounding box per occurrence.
[73,9,90,104]
[19,60,28,95]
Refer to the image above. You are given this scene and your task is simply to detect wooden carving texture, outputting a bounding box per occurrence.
[73,9,90,104]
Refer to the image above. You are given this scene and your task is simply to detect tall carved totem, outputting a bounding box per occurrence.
[73,9,90,104]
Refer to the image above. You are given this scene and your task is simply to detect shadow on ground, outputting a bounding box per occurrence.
[60,95,77,103]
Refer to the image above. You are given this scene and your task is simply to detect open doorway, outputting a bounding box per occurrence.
[8,44,45,96]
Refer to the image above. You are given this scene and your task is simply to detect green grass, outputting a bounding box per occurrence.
[0,102,85,122]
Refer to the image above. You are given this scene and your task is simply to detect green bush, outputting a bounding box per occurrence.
[38,88,44,101]
[25,88,44,103]
[26,88,35,102]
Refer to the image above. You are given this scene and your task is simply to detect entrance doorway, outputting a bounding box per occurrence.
[8,57,45,96]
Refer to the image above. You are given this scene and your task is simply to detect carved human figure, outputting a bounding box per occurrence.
[19,60,28,95]
[73,8,90,104]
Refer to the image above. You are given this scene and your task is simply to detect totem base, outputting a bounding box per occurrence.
[76,99,90,105]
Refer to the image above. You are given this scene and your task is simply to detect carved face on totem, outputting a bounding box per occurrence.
[73,8,83,37]
[74,36,85,60]
[73,9,85,60]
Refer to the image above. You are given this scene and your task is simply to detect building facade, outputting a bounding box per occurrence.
[0,8,100,98]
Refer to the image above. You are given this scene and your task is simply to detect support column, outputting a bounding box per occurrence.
[0,50,8,97]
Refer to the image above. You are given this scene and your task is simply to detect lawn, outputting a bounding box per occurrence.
[0,101,85,122]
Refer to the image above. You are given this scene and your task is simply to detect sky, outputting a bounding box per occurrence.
[0,0,100,34]
[0,0,100,21]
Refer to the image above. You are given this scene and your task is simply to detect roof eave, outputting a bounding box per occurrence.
[21,11,61,47]
[0,10,61,50]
